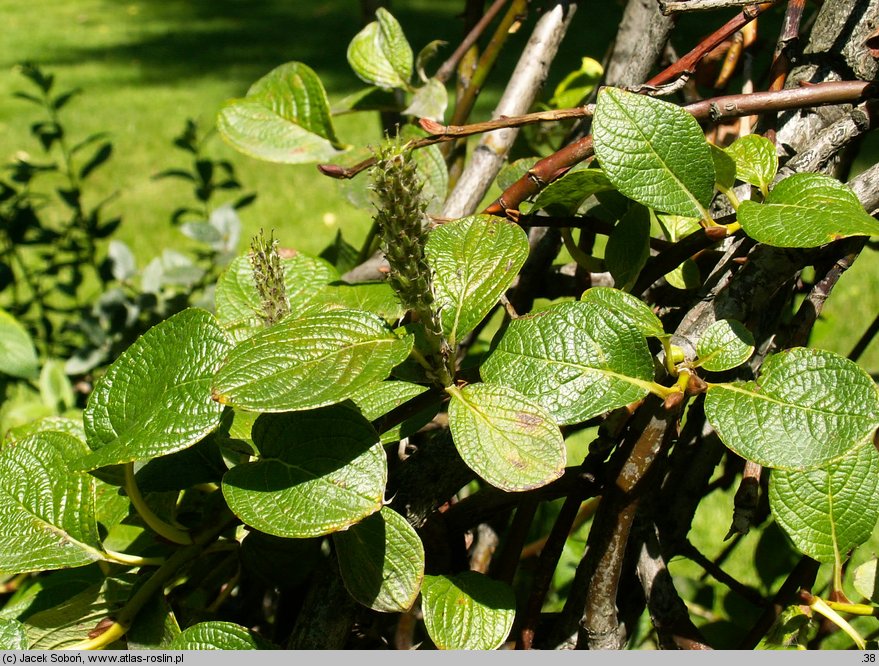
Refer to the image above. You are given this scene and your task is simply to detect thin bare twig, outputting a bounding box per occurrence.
[517,493,589,649]
[442,0,579,218]
[738,555,820,649]
[635,524,712,649]
[726,459,763,539]
[319,80,875,182]
[849,312,879,362]
[434,0,510,84]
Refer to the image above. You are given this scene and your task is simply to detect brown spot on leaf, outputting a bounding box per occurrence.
[516,412,543,431]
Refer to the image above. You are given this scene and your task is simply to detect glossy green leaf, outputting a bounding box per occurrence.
[426,215,528,344]
[222,406,386,538]
[0,309,38,379]
[725,134,777,193]
[80,309,230,470]
[549,57,603,109]
[334,506,424,612]
[530,167,614,214]
[704,348,879,470]
[212,309,413,412]
[404,78,448,122]
[665,258,701,290]
[23,574,134,649]
[421,572,516,650]
[854,558,879,603]
[0,619,28,650]
[605,203,650,291]
[769,442,879,562]
[738,173,879,248]
[593,87,715,217]
[580,287,664,338]
[240,531,322,590]
[218,62,343,164]
[482,301,656,425]
[695,319,755,372]
[215,253,339,341]
[125,590,181,650]
[311,282,405,323]
[347,8,413,90]
[656,213,701,242]
[710,143,737,191]
[168,621,267,650]
[0,432,103,574]
[3,415,85,446]
[348,380,432,444]
[447,383,565,492]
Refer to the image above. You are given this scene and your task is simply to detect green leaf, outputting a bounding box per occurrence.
[738,173,879,248]
[222,406,386,538]
[530,166,614,214]
[125,590,180,650]
[481,301,656,425]
[215,253,338,341]
[421,572,516,650]
[447,383,565,492]
[0,619,28,650]
[168,621,267,650]
[39,359,74,412]
[218,62,343,164]
[593,87,715,218]
[80,309,230,470]
[605,203,651,291]
[348,380,432,444]
[580,287,664,338]
[549,57,603,109]
[0,565,104,622]
[240,531,322,589]
[404,78,448,122]
[665,257,701,290]
[854,558,879,603]
[656,212,701,242]
[212,309,413,412]
[311,282,405,324]
[3,415,85,446]
[334,506,424,612]
[695,319,755,372]
[23,574,135,649]
[0,309,39,379]
[710,143,737,191]
[347,8,413,90]
[725,134,777,193]
[426,215,529,344]
[0,432,103,574]
[769,442,879,563]
[704,348,879,470]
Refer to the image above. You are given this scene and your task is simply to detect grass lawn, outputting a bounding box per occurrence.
[0,0,601,257]
[1,0,877,371]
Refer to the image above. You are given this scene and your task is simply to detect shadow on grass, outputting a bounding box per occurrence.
[36,0,625,97]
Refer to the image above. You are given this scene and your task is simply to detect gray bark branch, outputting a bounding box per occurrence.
[441,1,578,219]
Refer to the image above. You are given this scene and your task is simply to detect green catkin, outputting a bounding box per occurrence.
[372,141,433,312]
[371,139,452,385]
[249,229,289,327]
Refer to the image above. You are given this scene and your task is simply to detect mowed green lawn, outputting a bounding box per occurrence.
[0,0,876,370]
